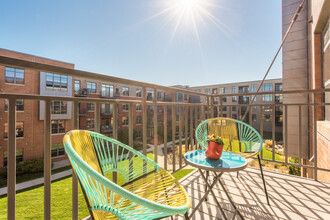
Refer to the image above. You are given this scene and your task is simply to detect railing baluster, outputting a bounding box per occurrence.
[272,105,275,161]
[95,101,100,133]
[142,87,147,156]
[164,104,167,170]
[190,106,193,150]
[179,105,182,169]
[72,100,79,220]
[44,100,51,220]
[113,103,118,183]
[313,93,317,180]
[284,105,288,164]
[298,105,302,166]
[260,106,264,159]
[153,88,158,163]
[7,97,16,220]
[185,106,189,152]
[172,105,176,172]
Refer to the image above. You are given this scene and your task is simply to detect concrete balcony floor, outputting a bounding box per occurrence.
[169,167,330,220]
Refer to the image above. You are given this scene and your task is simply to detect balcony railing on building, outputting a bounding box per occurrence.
[1,55,330,220]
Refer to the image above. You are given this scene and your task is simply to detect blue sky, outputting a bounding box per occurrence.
[0,0,282,86]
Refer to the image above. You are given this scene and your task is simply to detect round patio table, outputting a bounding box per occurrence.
[184,150,248,220]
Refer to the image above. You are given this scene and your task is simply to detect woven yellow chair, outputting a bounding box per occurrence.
[64,130,190,219]
[195,117,269,205]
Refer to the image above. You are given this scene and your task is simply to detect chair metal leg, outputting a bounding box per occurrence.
[204,171,209,201]
[258,154,270,205]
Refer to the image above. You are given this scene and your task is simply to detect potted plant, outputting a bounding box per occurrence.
[205,134,224,160]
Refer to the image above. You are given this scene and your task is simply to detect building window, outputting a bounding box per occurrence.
[232,86,237,94]
[101,118,112,132]
[52,143,65,157]
[157,106,162,113]
[252,114,257,122]
[52,120,65,134]
[87,103,95,112]
[101,103,112,115]
[176,92,183,102]
[219,88,227,94]
[239,86,249,93]
[122,104,129,111]
[74,80,80,93]
[136,116,142,125]
[122,117,129,126]
[263,114,272,122]
[264,106,272,112]
[136,104,142,111]
[232,106,237,111]
[4,99,24,111]
[136,88,142,97]
[251,85,256,92]
[262,95,273,102]
[232,114,237,119]
[157,115,162,123]
[86,118,95,129]
[5,67,24,84]
[122,87,129,96]
[4,122,24,139]
[147,128,154,137]
[222,97,227,102]
[157,92,162,100]
[222,114,227,117]
[51,101,67,114]
[135,130,142,139]
[212,88,218,94]
[232,96,237,102]
[222,106,227,111]
[196,89,201,93]
[275,115,283,125]
[102,84,114,97]
[147,90,154,100]
[262,84,272,91]
[205,88,211,94]
[275,83,283,104]
[3,149,23,167]
[87,82,97,93]
[45,72,68,89]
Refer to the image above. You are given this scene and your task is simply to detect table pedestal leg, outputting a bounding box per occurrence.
[213,172,245,220]
[189,169,228,220]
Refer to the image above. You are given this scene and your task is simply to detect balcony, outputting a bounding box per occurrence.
[74,88,88,97]
[0,56,329,220]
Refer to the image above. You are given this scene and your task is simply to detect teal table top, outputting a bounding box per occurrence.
[184,150,248,172]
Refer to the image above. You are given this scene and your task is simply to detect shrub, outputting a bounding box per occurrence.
[289,157,301,176]
[16,158,44,175]
[0,158,44,177]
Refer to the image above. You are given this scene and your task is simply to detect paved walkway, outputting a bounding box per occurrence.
[0,159,73,196]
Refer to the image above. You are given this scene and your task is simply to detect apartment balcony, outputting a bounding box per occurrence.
[74,88,88,97]
[100,91,120,99]
[100,126,112,133]
[0,56,330,220]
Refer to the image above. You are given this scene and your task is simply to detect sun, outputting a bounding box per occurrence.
[142,0,230,43]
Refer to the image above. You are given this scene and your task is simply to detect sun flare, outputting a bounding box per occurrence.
[142,0,230,44]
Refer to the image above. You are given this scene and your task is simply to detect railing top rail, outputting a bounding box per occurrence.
[0,93,207,106]
[0,55,207,97]
[210,88,330,97]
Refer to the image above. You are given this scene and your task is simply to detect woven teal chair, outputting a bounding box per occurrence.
[195,117,269,205]
[64,130,190,219]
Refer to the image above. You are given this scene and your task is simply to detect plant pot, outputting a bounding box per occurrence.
[205,141,224,160]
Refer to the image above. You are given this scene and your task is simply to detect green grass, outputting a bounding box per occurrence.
[0,153,194,219]
[171,169,195,180]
